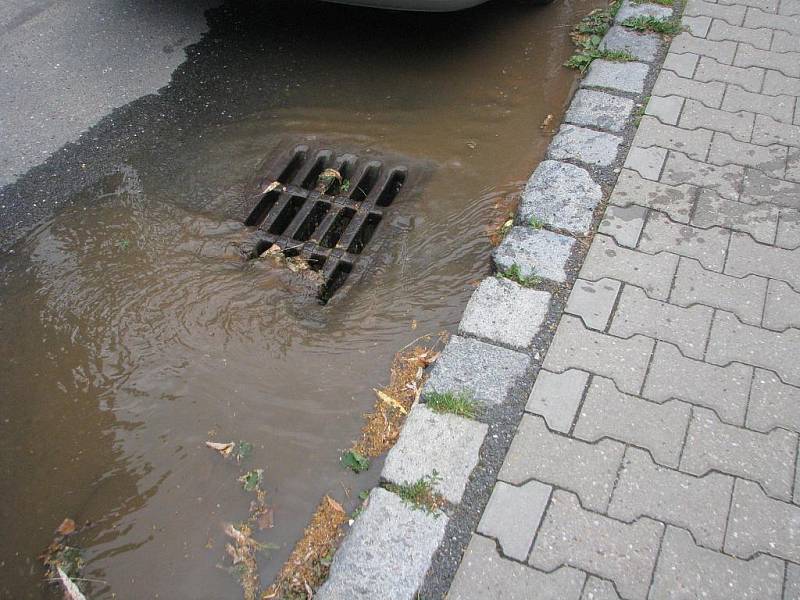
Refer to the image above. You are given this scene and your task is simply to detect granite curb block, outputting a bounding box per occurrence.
[318,3,674,597]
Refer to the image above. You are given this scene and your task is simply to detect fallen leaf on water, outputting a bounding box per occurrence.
[374,389,407,414]
[239,469,264,492]
[56,518,76,536]
[205,441,235,458]
[325,496,344,514]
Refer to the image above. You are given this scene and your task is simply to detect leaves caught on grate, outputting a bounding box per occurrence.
[243,145,408,302]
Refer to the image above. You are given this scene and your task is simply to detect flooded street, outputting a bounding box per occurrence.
[0,0,602,597]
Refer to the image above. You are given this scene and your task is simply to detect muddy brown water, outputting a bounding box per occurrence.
[0,0,603,597]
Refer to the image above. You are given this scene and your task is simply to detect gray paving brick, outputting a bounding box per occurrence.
[745,6,800,33]
[670,33,738,65]
[580,234,679,301]
[708,132,787,179]
[623,145,668,181]
[708,20,773,49]
[692,188,779,244]
[610,169,696,223]
[644,340,751,424]
[682,14,712,37]
[566,278,622,331]
[764,279,800,330]
[581,577,621,600]
[723,86,796,124]
[633,116,713,161]
[725,478,800,562]
[616,0,672,22]
[726,231,800,288]
[661,151,743,200]
[639,210,730,272]
[671,257,767,326]
[763,69,800,96]
[382,405,487,504]
[544,315,655,395]
[526,369,589,433]
[575,377,691,468]
[499,415,625,512]
[644,96,684,127]
[693,56,765,92]
[517,160,602,236]
[458,277,550,349]
[583,59,650,94]
[609,284,714,359]
[789,149,800,183]
[740,167,800,208]
[476,480,551,561]
[720,0,777,10]
[530,491,663,600]
[679,98,755,142]
[748,368,800,434]
[662,52,699,78]
[786,563,800,600]
[423,335,530,405]
[681,406,798,501]
[780,0,800,14]
[609,448,734,549]
[316,488,447,600]
[772,29,800,52]
[652,70,726,107]
[707,309,800,387]
[565,89,635,133]
[448,534,586,600]
[685,0,746,25]
[598,204,647,248]
[600,26,661,62]
[777,209,800,248]
[650,526,784,600]
[548,124,623,167]
[752,114,800,147]
[734,45,800,77]
[493,226,574,284]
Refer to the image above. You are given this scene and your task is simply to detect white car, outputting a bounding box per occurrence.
[321,0,496,10]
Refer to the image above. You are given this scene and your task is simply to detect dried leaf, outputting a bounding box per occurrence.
[374,389,407,414]
[260,244,283,258]
[325,496,344,514]
[255,506,274,530]
[261,181,281,195]
[56,518,76,536]
[205,441,235,458]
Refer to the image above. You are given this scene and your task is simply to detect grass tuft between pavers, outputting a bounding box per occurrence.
[385,472,445,515]
[498,264,542,288]
[426,391,481,419]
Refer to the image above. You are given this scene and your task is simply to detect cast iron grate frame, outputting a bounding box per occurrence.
[243,145,408,302]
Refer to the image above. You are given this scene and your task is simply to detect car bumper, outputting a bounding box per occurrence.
[320,0,490,11]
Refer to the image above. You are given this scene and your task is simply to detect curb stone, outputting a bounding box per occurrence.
[317,1,679,597]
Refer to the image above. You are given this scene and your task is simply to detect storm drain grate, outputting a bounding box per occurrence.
[243,145,408,301]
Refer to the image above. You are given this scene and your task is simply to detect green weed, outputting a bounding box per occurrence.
[386,472,443,514]
[622,15,683,34]
[499,264,541,288]
[426,391,481,419]
[341,450,370,473]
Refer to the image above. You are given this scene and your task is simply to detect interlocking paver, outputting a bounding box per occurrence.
[580,234,679,301]
[525,369,589,433]
[786,564,800,600]
[726,231,800,288]
[498,415,624,512]
[662,52,699,78]
[609,284,714,359]
[720,0,777,10]
[708,131,787,179]
[643,340,752,425]
[734,44,800,77]
[679,98,755,142]
[652,69,726,107]
[565,278,622,331]
[574,377,690,468]
[725,478,800,562]
[449,534,586,600]
[530,491,663,600]
[671,256,768,325]
[633,116,712,161]
[708,20,773,49]
[609,448,733,549]
[693,56,764,92]
[763,69,800,96]
[670,33,738,66]
[777,209,800,248]
[745,6,800,33]
[683,14,713,37]
[772,29,800,52]
[581,577,621,600]
[752,114,800,147]
[747,367,800,434]
[740,167,800,208]
[623,146,668,181]
[681,406,798,500]
[597,204,647,249]
[639,210,730,272]
[476,480,551,561]
[609,169,696,223]
[644,96,684,127]
[779,0,800,14]
[685,0,746,25]
[661,150,743,200]
[763,279,800,330]
[789,149,800,182]
[650,526,784,600]
[692,188,779,244]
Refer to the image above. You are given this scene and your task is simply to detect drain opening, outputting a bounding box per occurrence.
[243,146,409,302]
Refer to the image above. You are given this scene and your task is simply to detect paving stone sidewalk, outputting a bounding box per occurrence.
[448,0,800,598]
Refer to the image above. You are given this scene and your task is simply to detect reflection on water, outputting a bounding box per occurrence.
[0,0,602,597]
